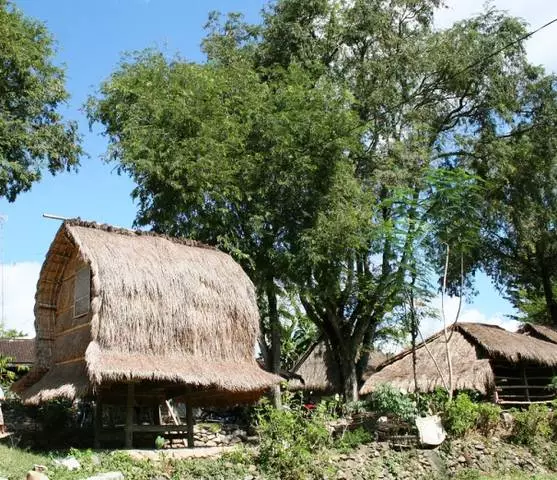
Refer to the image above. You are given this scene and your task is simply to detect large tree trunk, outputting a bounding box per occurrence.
[340,353,359,403]
[266,281,282,409]
[540,264,557,326]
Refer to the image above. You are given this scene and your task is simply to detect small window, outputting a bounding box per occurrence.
[74,266,91,318]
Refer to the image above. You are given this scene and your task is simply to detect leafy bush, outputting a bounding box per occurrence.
[414,387,449,415]
[154,435,165,449]
[476,403,501,435]
[443,393,478,437]
[335,427,373,452]
[256,398,333,480]
[511,404,552,447]
[368,383,417,422]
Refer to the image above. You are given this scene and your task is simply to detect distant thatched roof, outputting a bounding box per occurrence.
[360,323,557,396]
[289,340,387,394]
[15,220,279,405]
[519,323,557,345]
[0,338,34,365]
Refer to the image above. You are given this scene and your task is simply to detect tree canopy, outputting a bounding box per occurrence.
[0,0,81,201]
[88,0,548,400]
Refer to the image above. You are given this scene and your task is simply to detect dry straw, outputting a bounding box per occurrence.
[14,220,279,405]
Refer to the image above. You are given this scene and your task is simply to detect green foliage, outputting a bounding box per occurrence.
[476,403,502,436]
[88,0,540,402]
[0,355,16,387]
[0,0,81,201]
[154,435,165,449]
[511,404,552,447]
[368,383,417,422]
[414,387,449,415]
[255,399,333,479]
[443,393,479,437]
[335,427,373,453]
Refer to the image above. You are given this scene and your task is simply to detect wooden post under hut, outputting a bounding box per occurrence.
[93,399,103,449]
[186,403,195,448]
[125,383,134,449]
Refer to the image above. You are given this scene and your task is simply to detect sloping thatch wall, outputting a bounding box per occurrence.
[519,323,557,345]
[360,323,557,397]
[15,220,279,405]
[289,341,387,394]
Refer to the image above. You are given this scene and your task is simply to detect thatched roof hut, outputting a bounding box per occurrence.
[14,220,279,408]
[289,340,387,395]
[519,323,557,344]
[0,338,34,367]
[360,323,557,404]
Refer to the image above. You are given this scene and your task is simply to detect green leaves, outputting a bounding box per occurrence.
[0,0,81,201]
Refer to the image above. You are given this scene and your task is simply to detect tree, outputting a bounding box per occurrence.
[0,0,81,201]
[461,74,557,326]
[89,1,535,402]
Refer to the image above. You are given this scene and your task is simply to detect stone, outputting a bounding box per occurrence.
[415,415,446,447]
[475,443,485,451]
[205,440,217,447]
[53,456,81,470]
[26,473,48,480]
[457,456,466,463]
[82,473,124,480]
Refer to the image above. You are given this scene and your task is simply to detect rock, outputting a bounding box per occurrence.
[33,466,48,473]
[26,473,48,480]
[457,456,466,463]
[205,440,217,447]
[243,476,254,480]
[475,443,485,451]
[415,415,446,447]
[53,456,81,470]
[82,473,124,480]
[248,465,257,473]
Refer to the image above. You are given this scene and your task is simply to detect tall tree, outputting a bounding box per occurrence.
[0,0,81,201]
[89,1,535,401]
[460,74,557,326]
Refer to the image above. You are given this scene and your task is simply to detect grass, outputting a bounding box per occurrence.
[0,445,51,479]
[2,444,557,480]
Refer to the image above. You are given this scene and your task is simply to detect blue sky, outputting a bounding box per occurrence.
[2,0,556,335]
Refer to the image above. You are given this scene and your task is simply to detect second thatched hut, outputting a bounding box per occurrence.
[360,323,557,405]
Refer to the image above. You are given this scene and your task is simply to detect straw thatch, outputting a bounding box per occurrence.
[0,338,34,366]
[14,219,279,405]
[519,323,557,345]
[289,340,387,394]
[360,323,557,396]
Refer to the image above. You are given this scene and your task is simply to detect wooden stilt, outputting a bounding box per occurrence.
[125,383,134,449]
[186,403,194,448]
[93,399,103,449]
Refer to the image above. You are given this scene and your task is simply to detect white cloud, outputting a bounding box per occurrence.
[436,1,557,72]
[0,262,40,337]
[419,295,521,341]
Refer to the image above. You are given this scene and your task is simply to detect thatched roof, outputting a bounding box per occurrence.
[289,340,387,394]
[15,220,279,405]
[0,338,35,365]
[360,323,557,396]
[519,323,557,345]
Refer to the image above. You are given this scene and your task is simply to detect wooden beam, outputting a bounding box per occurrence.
[522,366,531,402]
[186,403,194,449]
[166,400,180,425]
[125,383,134,449]
[94,400,103,449]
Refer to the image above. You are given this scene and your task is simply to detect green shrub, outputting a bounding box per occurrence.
[368,383,417,422]
[256,399,333,480]
[511,404,552,447]
[335,427,373,452]
[414,387,449,415]
[443,393,478,437]
[476,402,501,435]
